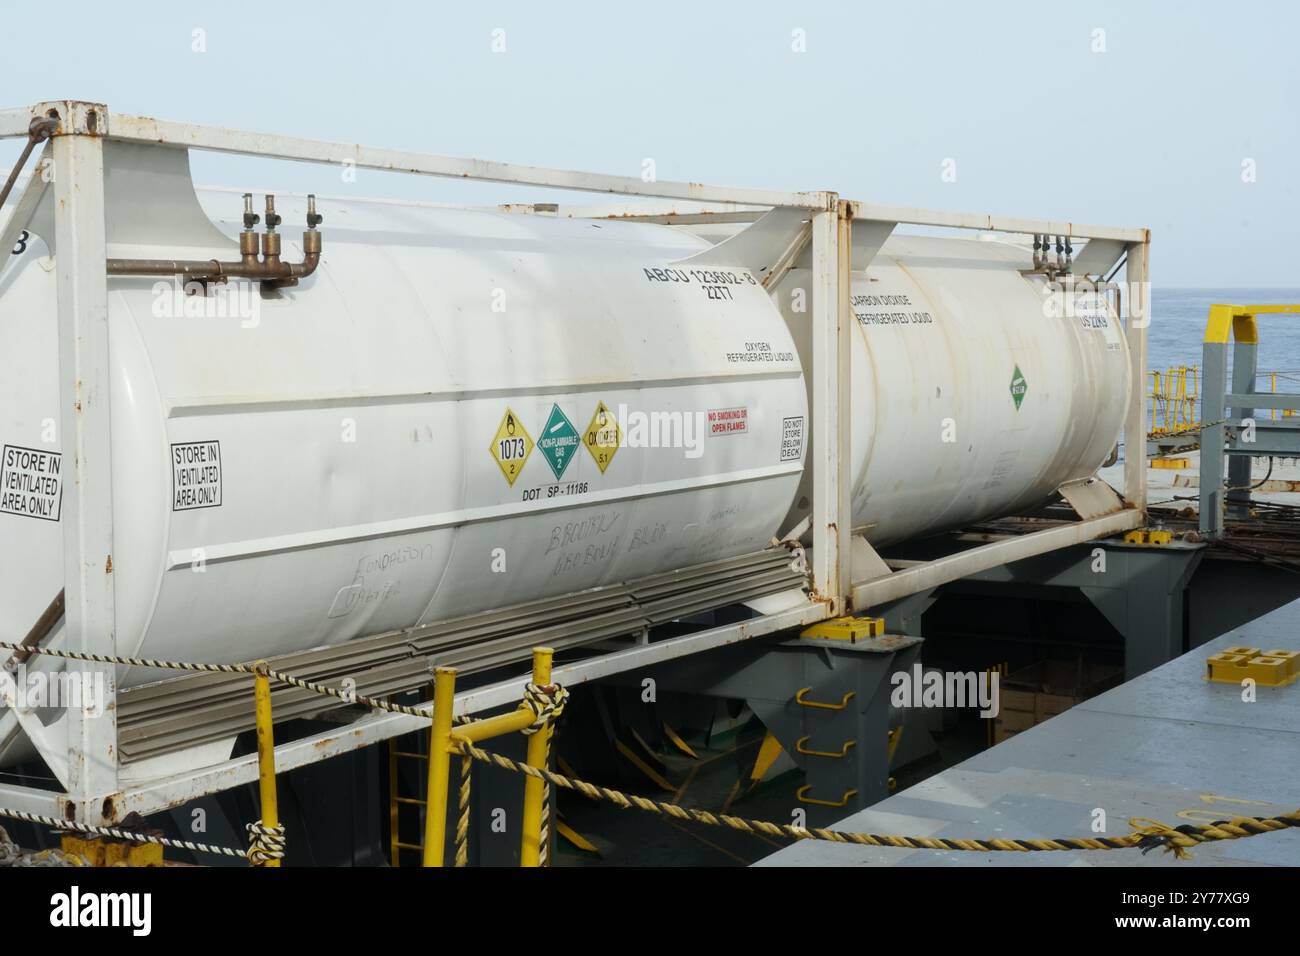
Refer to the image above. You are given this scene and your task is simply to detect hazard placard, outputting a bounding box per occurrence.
[583,401,621,474]
[490,408,534,486]
[538,404,580,480]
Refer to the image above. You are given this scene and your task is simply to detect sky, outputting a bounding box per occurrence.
[2,0,1297,286]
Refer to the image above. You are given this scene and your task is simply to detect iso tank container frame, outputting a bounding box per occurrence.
[0,101,1147,825]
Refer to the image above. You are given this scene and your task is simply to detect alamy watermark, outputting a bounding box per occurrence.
[1039,276,1151,329]
[0,665,107,717]
[150,277,261,328]
[613,403,707,460]
[890,664,1000,718]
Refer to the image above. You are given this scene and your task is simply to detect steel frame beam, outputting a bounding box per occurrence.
[808,204,852,611]
[850,510,1144,609]
[1123,239,1151,512]
[2,104,829,211]
[113,600,828,818]
[847,200,1147,244]
[0,780,62,817]
[49,105,119,825]
[0,100,1151,821]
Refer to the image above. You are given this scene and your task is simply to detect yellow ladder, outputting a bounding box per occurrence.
[388,733,429,866]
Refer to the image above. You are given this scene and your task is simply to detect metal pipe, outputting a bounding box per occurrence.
[0,117,57,212]
[520,646,555,867]
[2,589,64,671]
[252,661,281,868]
[451,706,535,743]
[105,192,322,285]
[422,666,457,867]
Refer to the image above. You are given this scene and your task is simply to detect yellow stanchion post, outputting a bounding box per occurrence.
[253,661,280,868]
[422,666,457,867]
[520,646,554,867]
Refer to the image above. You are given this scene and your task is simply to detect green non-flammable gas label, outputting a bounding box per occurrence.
[538,404,581,480]
[1010,365,1028,410]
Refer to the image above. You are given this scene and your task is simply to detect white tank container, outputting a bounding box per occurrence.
[0,146,809,775]
[0,143,1128,777]
[775,234,1130,543]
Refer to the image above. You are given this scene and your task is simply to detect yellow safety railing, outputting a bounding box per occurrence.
[423,647,566,867]
[1262,371,1300,419]
[249,661,286,866]
[1148,365,1200,435]
[1149,363,1299,436]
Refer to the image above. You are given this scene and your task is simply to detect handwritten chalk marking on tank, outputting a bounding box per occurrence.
[490,408,534,487]
[584,401,621,474]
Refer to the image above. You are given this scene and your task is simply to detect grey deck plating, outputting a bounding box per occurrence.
[758,616,1300,867]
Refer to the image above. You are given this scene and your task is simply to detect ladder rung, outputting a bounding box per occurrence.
[394,797,427,806]
[394,751,428,760]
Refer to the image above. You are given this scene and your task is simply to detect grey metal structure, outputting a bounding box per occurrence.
[609,632,923,827]
[1200,304,1300,537]
[758,623,1300,867]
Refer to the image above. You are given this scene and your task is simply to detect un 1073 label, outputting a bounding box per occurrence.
[172,441,222,511]
[0,445,62,521]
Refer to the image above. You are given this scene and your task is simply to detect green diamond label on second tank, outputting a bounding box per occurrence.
[538,404,581,479]
[1010,364,1028,410]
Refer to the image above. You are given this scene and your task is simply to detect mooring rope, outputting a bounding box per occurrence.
[453,739,1300,859]
[6,639,1297,862]
[0,807,250,861]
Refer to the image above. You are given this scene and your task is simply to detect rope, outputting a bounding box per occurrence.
[520,682,567,865]
[246,820,287,865]
[1128,814,1300,860]
[0,807,249,861]
[19,637,1292,862]
[0,640,434,718]
[455,741,1300,859]
[455,755,471,868]
[520,682,569,734]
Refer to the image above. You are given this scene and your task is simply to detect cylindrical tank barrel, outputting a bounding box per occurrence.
[0,155,1127,775]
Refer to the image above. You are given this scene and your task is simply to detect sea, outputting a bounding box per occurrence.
[1149,288,1300,377]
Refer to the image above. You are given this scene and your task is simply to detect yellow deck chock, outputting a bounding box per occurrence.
[801,616,886,642]
[59,833,163,867]
[1123,529,1175,546]
[1151,458,1191,470]
[1207,646,1300,687]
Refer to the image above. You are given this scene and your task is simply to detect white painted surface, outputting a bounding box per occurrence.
[775,235,1131,544]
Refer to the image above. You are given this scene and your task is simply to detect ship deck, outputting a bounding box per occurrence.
[757,620,1300,867]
